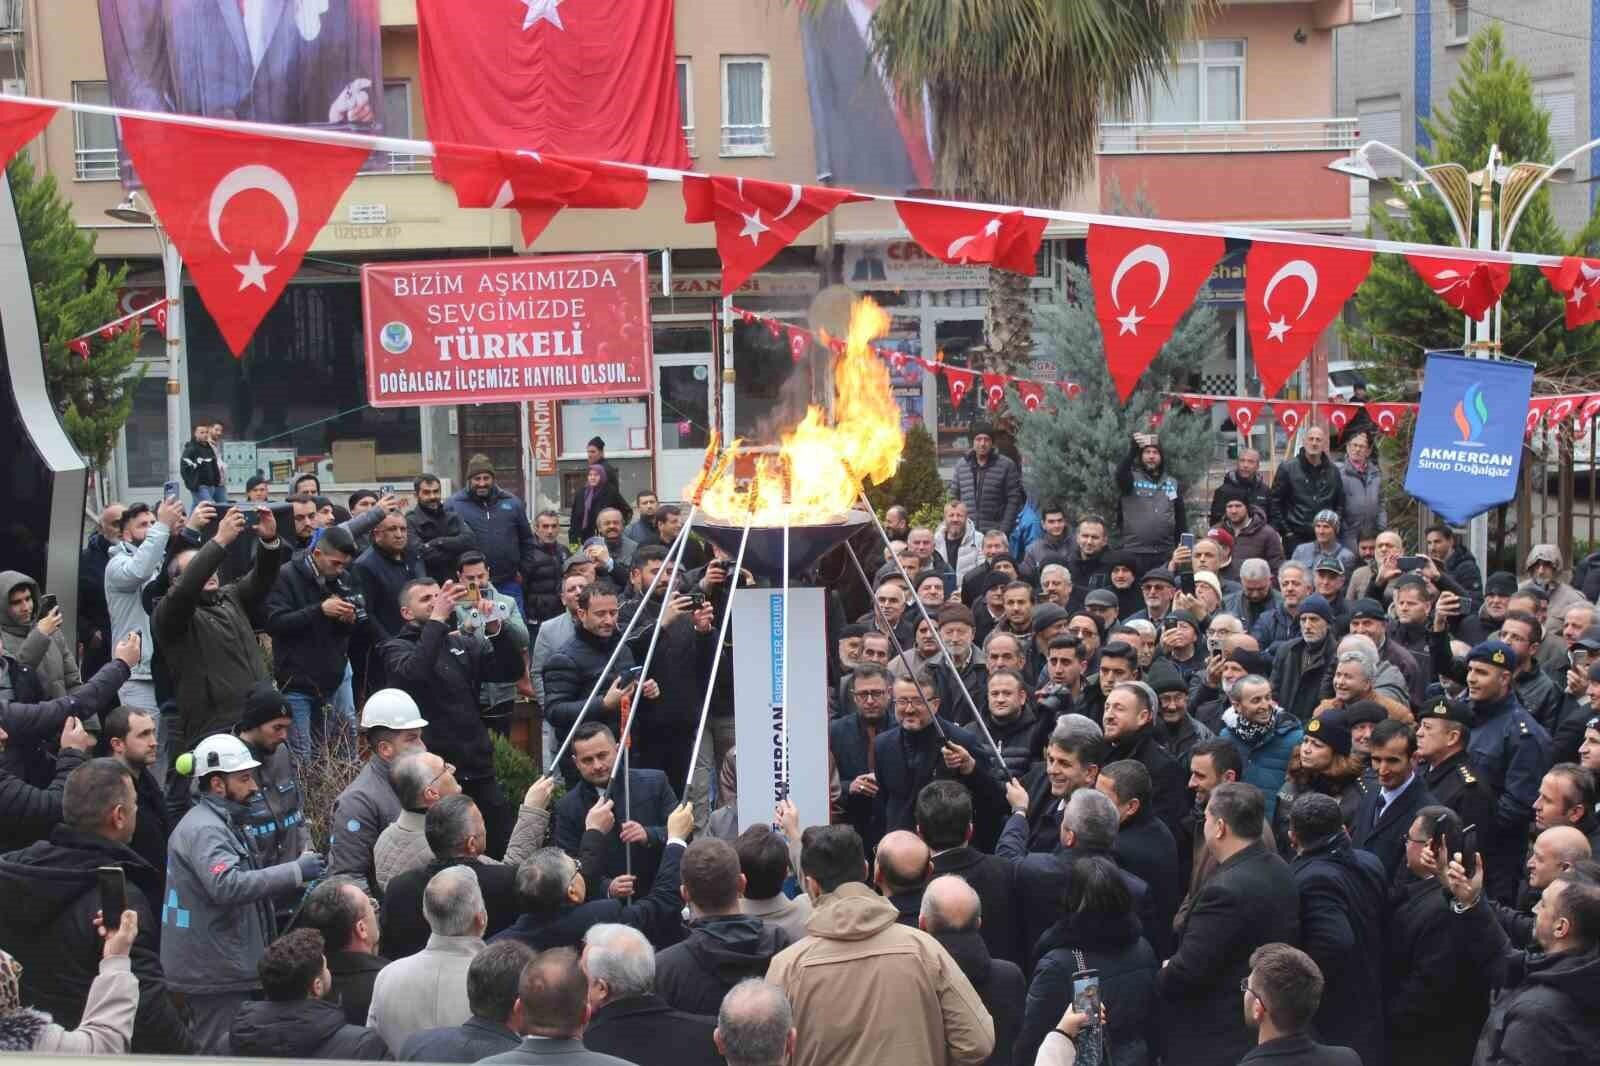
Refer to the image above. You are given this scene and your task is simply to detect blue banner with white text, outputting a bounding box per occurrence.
[1404,351,1533,524]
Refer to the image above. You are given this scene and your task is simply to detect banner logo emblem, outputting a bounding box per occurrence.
[1453,383,1489,446]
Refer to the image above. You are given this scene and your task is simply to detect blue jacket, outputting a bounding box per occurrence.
[1222,710,1304,823]
[446,486,537,585]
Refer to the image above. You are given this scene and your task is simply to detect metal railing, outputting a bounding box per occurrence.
[74,146,120,181]
[1097,117,1359,154]
[380,152,432,174]
[721,123,771,155]
[683,127,697,157]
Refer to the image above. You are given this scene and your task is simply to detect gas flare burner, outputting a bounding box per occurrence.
[692,506,871,581]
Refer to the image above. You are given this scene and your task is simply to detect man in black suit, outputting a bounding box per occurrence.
[1016,714,1105,853]
[380,795,519,959]
[1160,782,1300,1066]
[1285,794,1386,1066]
[1096,759,1180,959]
[554,723,677,899]
[1352,719,1436,882]
[918,874,1023,1066]
[398,941,529,1062]
[830,662,894,850]
[916,780,1022,967]
[1239,943,1360,1066]
[873,668,1006,839]
[578,923,721,1066]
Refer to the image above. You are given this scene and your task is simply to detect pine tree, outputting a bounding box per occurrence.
[1344,24,1600,390]
[10,152,141,469]
[1014,262,1221,535]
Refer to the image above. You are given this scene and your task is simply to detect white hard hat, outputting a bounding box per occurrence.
[360,688,429,731]
[190,734,261,777]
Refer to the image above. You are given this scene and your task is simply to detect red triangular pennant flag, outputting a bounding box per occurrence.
[981,372,1008,410]
[0,99,57,171]
[1272,402,1313,435]
[1246,243,1372,397]
[944,366,976,406]
[1014,380,1046,411]
[894,202,1048,275]
[1540,257,1600,329]
[1405,254,1511,321]
[120,119,370,356]
[1576,395,1600,434]
[1087,225,1225,402]
[1323,402,1362,434]
[1525,397,1557,436]
[1365,402,1413,437]
[68,338,90,360]
[1227,400,1266,436]
[1177,393,1213,413]
[684,176,866,294]
[787,326,810,363]
[1545,395,1581,428]
[1058,380,1082,400]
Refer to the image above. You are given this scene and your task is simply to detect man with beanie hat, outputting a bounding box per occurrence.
[1117,432,1186,578]
[1270,595,1339,724]
[952,423,1024,536]
[234,682,309,876]
[447,455,536,600]
[1157,608,1205,683]
[1289,510,1357,575]
[1149,658,1214,766]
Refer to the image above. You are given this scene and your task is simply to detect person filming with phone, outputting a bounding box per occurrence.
[0,573,81,702]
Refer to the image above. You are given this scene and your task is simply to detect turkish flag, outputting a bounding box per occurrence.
[1058,380,1083,400]
[119,119,369,356]
[1272,402,1313,435]
[894,202,1048,275]
[1545,394,1581,428]
[417,0,689,170]
[0,99,56,171]
[1087,225,1225,402]
[981,373,1008,410]
[1323,403,1362,434]
[1365,402,1414,437]
[1179,394,1213,413]
[68,338,90,361]
[1405,254,1510,321]
[1227,400,1266,437]
[1014,380,1047,411]
[1246,243,1372,397]
[944,366,976,407]
[787,326,810,363]
[432,143,647,244]
[1540,257,1600,328]
[1525,397,1557,437]
[684,176,864,294]
[1576,395,1600,434]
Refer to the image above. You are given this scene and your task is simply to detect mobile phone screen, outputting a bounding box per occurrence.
[96,866,127,931]
[1180,532,1196,550]
[1072,971,1100,1027]
[1398,555,1427,573]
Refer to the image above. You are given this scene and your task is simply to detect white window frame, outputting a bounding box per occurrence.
[1447,1,1470,45]
[381,79,430,173]
[72,81,119,181]
[1139,39,1246,125]
[1533,76,1576,156]
[677,58,696,157]
[720,55,772,157]
[1373,0,1402,17]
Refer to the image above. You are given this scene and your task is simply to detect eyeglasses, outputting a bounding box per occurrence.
[429,762,456,789]
[1239,978,1259,1003]
[1405,834,1435,845]
[853,690,888,701]
[892,698,930,710]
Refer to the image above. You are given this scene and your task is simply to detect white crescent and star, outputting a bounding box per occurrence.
[523,0,563,31]
[947,218,1002,262]
[1428,268,1465,294]
[732,179,802,246]
[1109,244,1171,336]
[1260,259,1318,343]
[208,164,299,293]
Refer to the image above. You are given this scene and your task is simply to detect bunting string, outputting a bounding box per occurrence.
[64,298,170,361]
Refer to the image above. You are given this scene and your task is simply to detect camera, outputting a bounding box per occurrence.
[335,581,369,625]
[686,591,706,611]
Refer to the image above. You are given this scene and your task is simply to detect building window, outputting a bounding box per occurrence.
[1356,96,1403,176]
[1533,76,1576,157]
[721,55,771,155]
[72,81,119,181]
[1373,0,1401,16]
[1448,1,1469,44]
[382,80,430,173]
[677,58,696,157]
[1142,40,1245,124]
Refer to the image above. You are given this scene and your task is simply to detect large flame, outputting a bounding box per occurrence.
[690,298,903,525]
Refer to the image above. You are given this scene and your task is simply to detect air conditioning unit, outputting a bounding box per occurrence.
[0,80,26,97]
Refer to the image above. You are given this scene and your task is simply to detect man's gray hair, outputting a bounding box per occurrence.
[516,848,579,913]
[1278,560,1309,583]
[1064,788,1120,851]
[391,752,438,810]
[1337,633,1378,664]
[423,865,484,936]
[1124,618,1155,639]
[1209,613,1244,635]
[1240,558,1273,581]
[1040,564,1071,585]
[717,980,793,1066]
[1335,651,1376,681]
[582,923,655,999]
[1049,712,1103,753]
[1228,673,1271,702]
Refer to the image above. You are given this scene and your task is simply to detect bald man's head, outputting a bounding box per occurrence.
[919,874,980,935]
[1544,826,1593,865]
[874,830,932,897]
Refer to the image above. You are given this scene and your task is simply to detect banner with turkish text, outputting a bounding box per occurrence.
[1404,352,1532,524]
[362,254,653,406]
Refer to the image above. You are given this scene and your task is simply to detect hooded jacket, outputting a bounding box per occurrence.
[1208,469,1271,526]
[1473,944,1600,1065]
[1268,449,1346,541]
[1116,442,1184,557]
[405,502,477,585]
[179,437,220,490]
[653,914,792,1016]
[228,997,389,1060]
[1020,910,1159,1066]
[447,485,536,586]
[765,882,994,1066]
[1222,507,1285,575]
[327,754,404,890]
[0,954,138,1054]
[0,572,80,700]
[0,825,193,1053]
[1222,708,1305,823]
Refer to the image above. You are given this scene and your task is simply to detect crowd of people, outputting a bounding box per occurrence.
[2,420,1600,1065]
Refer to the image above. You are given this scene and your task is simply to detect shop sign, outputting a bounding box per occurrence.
[530,400,558,475]
[844,241,990,290]
[648,272,820,297]
[363,253,653,407]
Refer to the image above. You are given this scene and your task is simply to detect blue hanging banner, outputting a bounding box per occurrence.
[1404,351,1533,524]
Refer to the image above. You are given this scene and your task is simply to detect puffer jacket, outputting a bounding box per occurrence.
[540,624,645,748]
[228,997,389,1060]
[1223,507,1286,574]
[1222,708,1305,823]
[446,486,536,585]
[0,572,80,700]
[523,538,570,622]
[983,704,1051,779]
[1019,910,1160,1066]
[654,915,793,1016]
[405,502,477,585]
[1268,450,1346,541]
[326,754,404,889]
[951,450,1024,535]
[1472,941,1600,1065]
[1336,459,1386,546]
[0,658,129,796]
[151,537,288,749]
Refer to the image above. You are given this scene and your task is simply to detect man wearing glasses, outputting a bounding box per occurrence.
[830,662,893,849]
[1238,943,1359,1066]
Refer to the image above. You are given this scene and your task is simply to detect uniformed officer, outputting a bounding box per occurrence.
[1416,695,1495,838]
[1460,639,1552,903]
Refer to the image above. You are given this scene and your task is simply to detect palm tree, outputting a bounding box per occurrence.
[800,0,1216,375]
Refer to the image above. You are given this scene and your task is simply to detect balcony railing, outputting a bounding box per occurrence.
[683,127,697,157]
[74,146,120,181]
[1097,118,1359,154]
[380,152,432,174]
[721,123,772,156]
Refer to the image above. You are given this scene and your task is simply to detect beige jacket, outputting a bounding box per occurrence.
[740,892,813,944]
[374,804,552,893]
[366,933,483,1051]
[765,883,993,1066]
[31,955,138,1054]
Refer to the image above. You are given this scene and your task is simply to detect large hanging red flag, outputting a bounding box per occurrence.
[119,119,370,356]
[433,143,650,244]
[683,176,866,294]
[1405,254,1510,321]
[894,202,1048,275]
[0,99,56,171]
[1540,257,1600,328]
[1245,243,1372,398]
[417,0,689,170]
[1087,225,1225,402]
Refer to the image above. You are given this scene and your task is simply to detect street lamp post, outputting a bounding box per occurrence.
[106,192,184,490]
